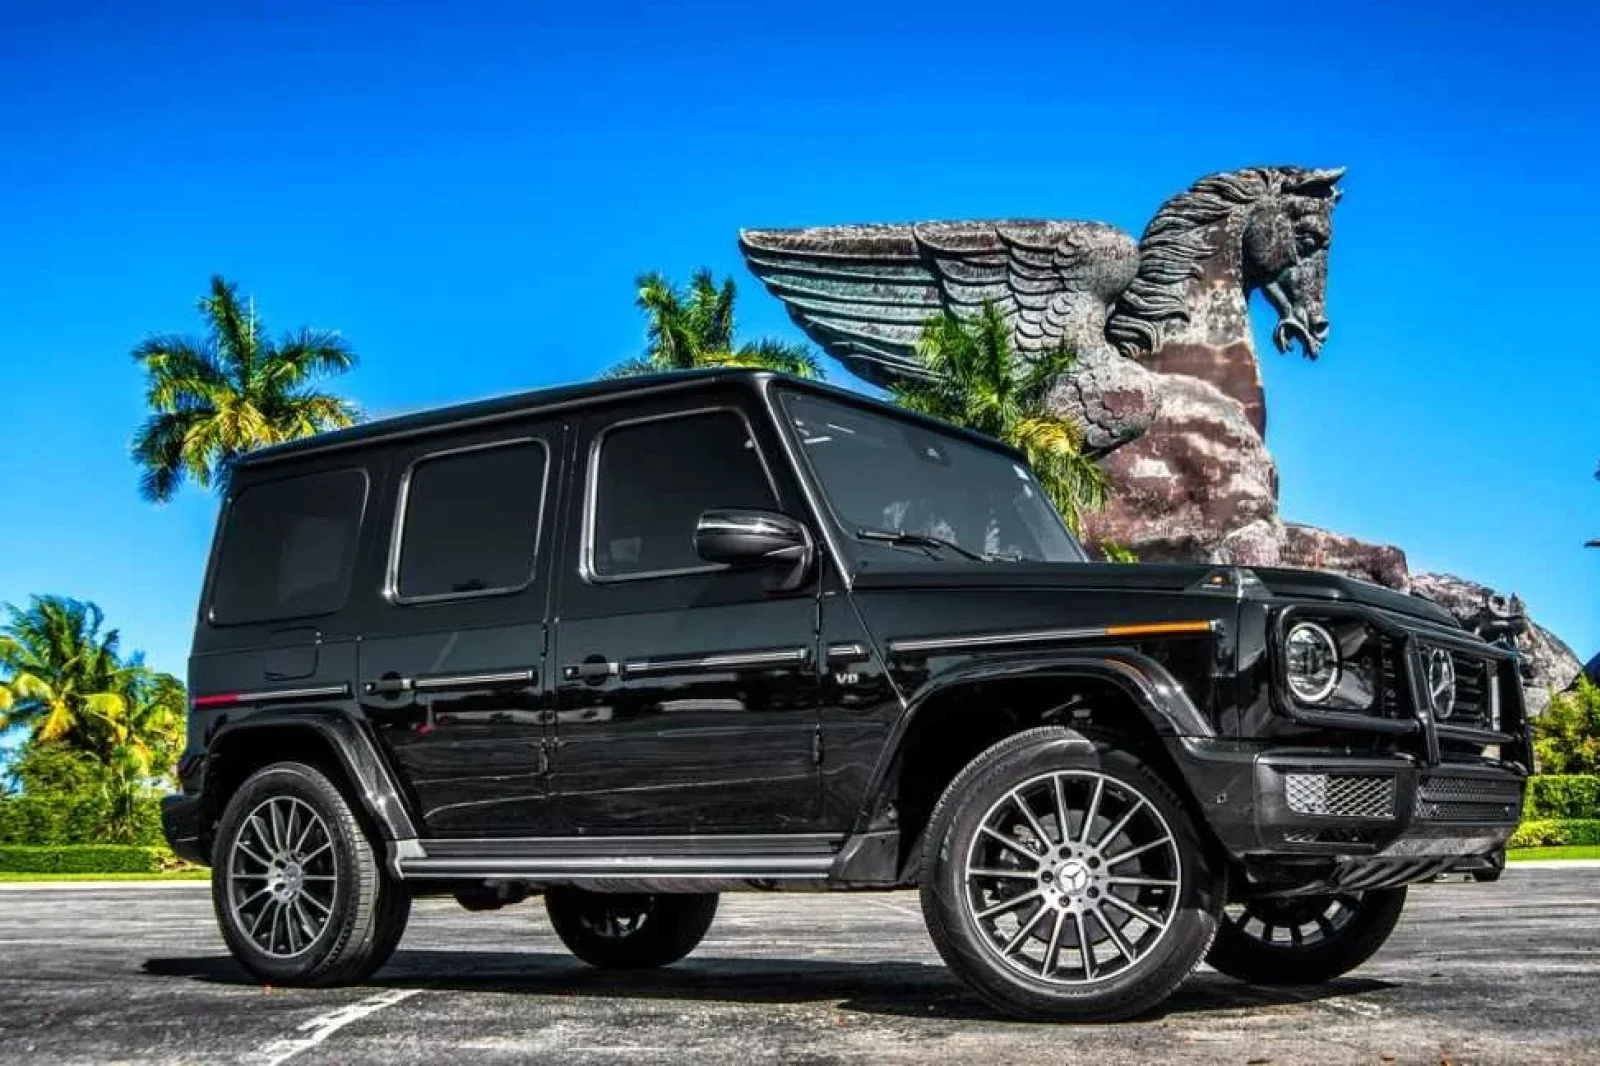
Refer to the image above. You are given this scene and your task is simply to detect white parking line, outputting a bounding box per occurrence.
[858,896,924,920]
[254,988,421,1066]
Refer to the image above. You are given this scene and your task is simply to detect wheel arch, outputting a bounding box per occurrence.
[199,710,418,858]
[856,652,1217,883]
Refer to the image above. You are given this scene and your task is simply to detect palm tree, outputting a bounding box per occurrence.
[0,597,127,751]
[891,303,1107,534]
[131,275,359,502]
[608,269,821,379]
[98,667,186,838]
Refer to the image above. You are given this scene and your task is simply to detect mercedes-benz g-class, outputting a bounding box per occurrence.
[163,369,1527,1020]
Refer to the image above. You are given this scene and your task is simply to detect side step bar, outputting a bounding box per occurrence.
[390,834,842,883]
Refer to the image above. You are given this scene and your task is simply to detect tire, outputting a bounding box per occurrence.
[920,727,1222,1022]
[545,888,718,969]
[1206,887,1407,984]
[211,761,407,985]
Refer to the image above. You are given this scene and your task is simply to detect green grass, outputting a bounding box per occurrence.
[0,869,208,882]
[1506,845,1600,862]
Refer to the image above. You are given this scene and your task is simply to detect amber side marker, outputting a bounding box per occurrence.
[1103,621,1216,638]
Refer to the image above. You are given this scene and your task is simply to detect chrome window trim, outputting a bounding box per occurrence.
[580,405,782,585]
[383,436,552,606]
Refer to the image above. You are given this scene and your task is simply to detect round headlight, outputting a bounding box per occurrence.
[1284,621,1340,703]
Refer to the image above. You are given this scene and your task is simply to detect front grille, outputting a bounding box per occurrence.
[1414,775,1522,822]
[1446,652,1496,729]
[1417,645,1499,730]
[1285,773,1397,819]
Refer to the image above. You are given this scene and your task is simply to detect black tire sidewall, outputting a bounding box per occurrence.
[211,762,382,985]
[545,889,718,969]
[922,729,1221,1021]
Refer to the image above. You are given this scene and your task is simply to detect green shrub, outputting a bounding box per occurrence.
[1525,775,1600,820]
[0,845,184,874]
[0,792,164,846]
[1508,819,1600,849]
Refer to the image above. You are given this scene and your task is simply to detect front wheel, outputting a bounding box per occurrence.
[1206,888,1407,984]
[920,727,1223,1022]
[544,888,718,969]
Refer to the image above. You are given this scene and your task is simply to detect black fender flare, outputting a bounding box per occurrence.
[858,649,1214,832]
[201,709,419,845]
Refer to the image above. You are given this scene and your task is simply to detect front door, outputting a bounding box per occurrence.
[358,423,562,836]
[549,401,823,833]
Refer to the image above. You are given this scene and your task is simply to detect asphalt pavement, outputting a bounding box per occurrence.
[0,867,1595,1065]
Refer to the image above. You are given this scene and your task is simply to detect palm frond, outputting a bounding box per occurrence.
[199,276,257,380]
[262,329,357,393]
[603,357,663,379]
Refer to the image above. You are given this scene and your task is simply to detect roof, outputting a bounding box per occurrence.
[234,368,1026,469]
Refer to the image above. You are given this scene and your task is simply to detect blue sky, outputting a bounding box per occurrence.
[0,0,1595,683]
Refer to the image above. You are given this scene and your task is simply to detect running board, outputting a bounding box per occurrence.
[389,833,842,882]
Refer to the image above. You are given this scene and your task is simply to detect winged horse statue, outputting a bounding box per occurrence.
[739,165,1344,454]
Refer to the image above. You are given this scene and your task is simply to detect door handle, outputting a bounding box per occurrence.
[364,673,413,696]
[562,658,618,685]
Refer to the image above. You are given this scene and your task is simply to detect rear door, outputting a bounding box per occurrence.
[356,421,563,837]
[548,397,824,833]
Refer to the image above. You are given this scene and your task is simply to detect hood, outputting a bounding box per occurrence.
[850,560,1461,630]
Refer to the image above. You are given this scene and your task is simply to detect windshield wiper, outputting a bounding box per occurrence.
[855,527,991,563]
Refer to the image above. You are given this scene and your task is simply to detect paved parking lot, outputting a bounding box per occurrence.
[0,867,1595,1065]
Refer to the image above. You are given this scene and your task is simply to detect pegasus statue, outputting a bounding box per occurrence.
[739,165,1345,452]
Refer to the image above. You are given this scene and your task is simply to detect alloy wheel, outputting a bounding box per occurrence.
[1223,894,1363,948]
[226,795,339,958]
[962,769,1183,986]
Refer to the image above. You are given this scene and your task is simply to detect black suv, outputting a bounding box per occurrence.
[162,369,1527,1021]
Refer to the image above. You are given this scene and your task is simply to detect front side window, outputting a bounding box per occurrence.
[589,410,777,578]
[779,390,1085,564]
[209,468,368,624]
[394,440,548,600]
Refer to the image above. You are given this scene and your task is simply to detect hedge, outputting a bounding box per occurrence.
[1508,819,1600,849]
[1525,776,1600,820]
[0,845,191,874]
[0,793,165,847]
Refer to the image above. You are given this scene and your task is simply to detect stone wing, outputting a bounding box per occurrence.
[739,220,1133,387]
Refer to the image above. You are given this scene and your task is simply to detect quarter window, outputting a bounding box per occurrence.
[590,411,777,578]
[395,440,548,600]
[209,468,368,625]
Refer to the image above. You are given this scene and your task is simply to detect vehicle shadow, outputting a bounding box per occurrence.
[141,950,1394,1023]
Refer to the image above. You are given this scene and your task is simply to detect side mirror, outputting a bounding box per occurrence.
[694,508,814,591]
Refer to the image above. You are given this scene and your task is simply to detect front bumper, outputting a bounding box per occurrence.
[160,793,207,866]
[1173,739,1524,894]
[1252,753,1522,856]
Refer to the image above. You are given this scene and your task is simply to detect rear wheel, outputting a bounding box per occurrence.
[1206,888,1407,984]
[545,888,718,969]
[920,727,1222,1021]
[211,761,409,985]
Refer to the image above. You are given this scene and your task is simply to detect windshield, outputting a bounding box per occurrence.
[779,390,1087,563]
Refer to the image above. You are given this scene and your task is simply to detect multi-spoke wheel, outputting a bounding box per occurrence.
[1207,887,1407,985]
[212,761,410,985]
[226,796,339,957]
[545,888,718,969]
[921,728,1221,1021]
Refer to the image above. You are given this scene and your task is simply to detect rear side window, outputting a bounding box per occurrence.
[209,468,368,625]
[393,440,549,601]
[589,410,777,578]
